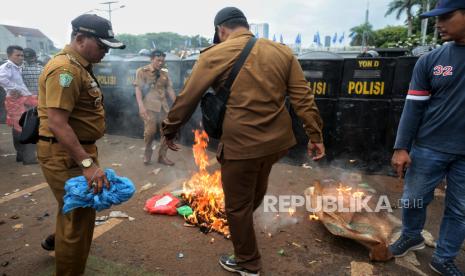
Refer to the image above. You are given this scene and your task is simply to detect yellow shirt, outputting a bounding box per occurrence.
[38,45,105,141]
[163,30,323,160]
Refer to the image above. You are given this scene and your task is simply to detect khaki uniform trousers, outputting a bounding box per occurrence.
[37,140,98,276]
[143,110,168,158]
[219,148,288,272]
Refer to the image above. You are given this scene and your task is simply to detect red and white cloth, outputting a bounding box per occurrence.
[4,95,37,132]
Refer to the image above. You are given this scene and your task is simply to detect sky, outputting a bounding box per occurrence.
[1,0,406,48]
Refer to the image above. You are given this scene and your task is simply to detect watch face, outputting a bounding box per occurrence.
[82,159,92,167]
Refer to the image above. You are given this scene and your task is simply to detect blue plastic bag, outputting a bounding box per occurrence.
[63,168,135,214]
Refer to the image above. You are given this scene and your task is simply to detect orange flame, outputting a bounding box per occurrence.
[309,214,319,221]
[336,183,352,195]
[182,130,229,237]
[288,208,296,216]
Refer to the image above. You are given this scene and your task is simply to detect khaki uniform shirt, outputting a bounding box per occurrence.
[163,30,323,160]
[134,65,172,113]
[38,45,105,141]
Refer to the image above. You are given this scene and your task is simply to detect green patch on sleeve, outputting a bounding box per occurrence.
[59,73,74,88]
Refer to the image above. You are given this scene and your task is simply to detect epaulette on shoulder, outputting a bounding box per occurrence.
[53,51,66,58]
[142,65,151,71]
[200,44,216,54]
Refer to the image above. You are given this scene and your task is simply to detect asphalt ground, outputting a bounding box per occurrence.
[0,123,463,275]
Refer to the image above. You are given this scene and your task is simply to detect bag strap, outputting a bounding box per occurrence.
[218,37,257,102]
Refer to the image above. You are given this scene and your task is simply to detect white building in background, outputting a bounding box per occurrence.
[249,23,269,39]
[0,24,55,58]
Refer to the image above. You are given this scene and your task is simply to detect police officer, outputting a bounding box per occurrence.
[37,14,125,275]
[134,50,176,166]
[162,7,325,275]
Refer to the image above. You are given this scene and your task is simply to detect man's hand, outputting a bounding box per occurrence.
[391,149,411,178]
[138,106,148,120]
[83,164,110,194]
[308,142,325,161]
[165,138,180,151]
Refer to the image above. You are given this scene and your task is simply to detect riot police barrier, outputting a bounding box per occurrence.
[179,55,204,146]
[391,57,418,99]
[334,58,396,171]
[386,56,418,152]
[291,52,344,163]
[165,53,182,91]
[339,58,396,99]
[93,55,128,136]
[95,53,421,173]
[120,55,151,138]
[94,54,184,139]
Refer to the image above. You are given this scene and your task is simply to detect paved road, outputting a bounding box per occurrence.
[0,123,462,275]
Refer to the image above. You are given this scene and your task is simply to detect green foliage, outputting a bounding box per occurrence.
[349,23,375,46]
[412,0,439,39]
[385,0,421,36]
[394,34,437,50]
[385,0,420,19]
[351,0,440,47]
[373,26,408,48]
[115,32,210,54]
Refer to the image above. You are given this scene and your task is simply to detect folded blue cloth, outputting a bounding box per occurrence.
[63,168,135,214]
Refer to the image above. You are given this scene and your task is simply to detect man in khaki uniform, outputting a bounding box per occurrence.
[162,7,325,275]
[134,50,176,166]
[37,14,125,275]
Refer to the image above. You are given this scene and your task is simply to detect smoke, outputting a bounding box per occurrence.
[255,210,300,235]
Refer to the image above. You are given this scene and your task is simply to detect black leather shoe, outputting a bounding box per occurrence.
[41,234,55,251]
[16,154,23,162]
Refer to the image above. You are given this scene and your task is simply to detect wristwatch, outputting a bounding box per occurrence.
[80,158,94,169]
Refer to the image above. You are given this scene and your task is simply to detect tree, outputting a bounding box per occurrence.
[350,23,375,46]
[373,26,408,47]
[115,32,211,54]
[412,0,440,43]
[115,34,147,54]
[385,0,421,37]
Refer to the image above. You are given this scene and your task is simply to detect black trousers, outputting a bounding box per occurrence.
[12,128,37,164]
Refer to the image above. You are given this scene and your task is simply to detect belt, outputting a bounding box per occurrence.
[39,136,95,145]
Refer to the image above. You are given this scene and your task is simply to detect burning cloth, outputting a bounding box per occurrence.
[181,130,230,237]
[306,180,398,261]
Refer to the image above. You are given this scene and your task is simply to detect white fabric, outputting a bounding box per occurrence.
[406,95,431,101]
[0,60,31,96]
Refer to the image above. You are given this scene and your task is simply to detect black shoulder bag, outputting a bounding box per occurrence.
[201,37,257,139]
[19,107,39,144]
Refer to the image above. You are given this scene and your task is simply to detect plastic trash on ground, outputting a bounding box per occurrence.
[177,205,193,217]
[144,193,180,216]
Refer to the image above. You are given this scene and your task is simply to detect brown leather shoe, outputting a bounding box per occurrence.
[158,156,175,166]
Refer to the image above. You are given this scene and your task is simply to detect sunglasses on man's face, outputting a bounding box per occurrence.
[92,36,109,51]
